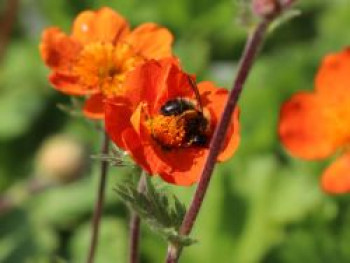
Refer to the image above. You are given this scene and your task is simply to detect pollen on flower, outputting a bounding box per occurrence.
[73,42,144,97]
[147,115,187,148]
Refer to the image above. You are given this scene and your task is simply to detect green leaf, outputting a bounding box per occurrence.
[91,144,135,167]
[115,177,195,246]
[0,208,57,262]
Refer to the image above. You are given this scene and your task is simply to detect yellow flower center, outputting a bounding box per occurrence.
[146,108,211,150]
[73,42,144,97]
[147,115,187,148]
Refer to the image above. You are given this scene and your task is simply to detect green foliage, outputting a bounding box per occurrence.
[70,218,128,263]
[91,144,135,168]
[115,177,195,246]
[0,208,57,262]
[0,42,48,140]
[268,9,302,33]
[56,97,85,118]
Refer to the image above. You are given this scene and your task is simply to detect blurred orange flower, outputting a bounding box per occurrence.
[40,7,173,119]
[105,58,240,185]
[279,48,350,194]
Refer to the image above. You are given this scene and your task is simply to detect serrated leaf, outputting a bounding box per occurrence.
[115,177,194,246]
[91,145,135,167]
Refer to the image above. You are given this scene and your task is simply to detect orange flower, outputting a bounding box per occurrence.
[279,48,350,194]
[40,7,173,119]
[105,58,240,185]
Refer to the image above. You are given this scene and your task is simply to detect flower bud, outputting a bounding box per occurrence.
[252,0,281,18]
[35,135,87,184]
[252,0,297,18]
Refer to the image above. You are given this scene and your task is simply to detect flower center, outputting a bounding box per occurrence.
[147,98,211,150]
[147,115,187,149]
[73,42,144,97]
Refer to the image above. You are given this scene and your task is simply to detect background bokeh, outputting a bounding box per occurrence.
[1,0,350,262]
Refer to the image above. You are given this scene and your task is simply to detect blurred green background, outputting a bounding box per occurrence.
[1,0,350,262]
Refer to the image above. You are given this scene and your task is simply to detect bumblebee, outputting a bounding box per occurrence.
[182,110,209,146]
[158,76,210,147]
[160,98,194,116]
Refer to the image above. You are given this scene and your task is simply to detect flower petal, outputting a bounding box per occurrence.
[83,93,105,119]
[144,58,193,113]
[40,27,81,71]
[123,60,164,107]
[321,153,350,194]
[72,7,130,44]
[71,10,95,43]
[49,72,98,96]
[314,49,350,139]
[198,81,240,162]
[218,107,240,162]
[130,103,144,136]
[123,58,186,113]
[125,23,173,59]
[122,128,153,174]
[159,62,194,106]
[157,149,209,186]
[141,138,208,185]
[279,92,339,160]
[315,48,350,95]
[105,97,133,149]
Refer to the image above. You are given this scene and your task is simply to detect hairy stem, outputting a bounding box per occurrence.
[166,244,180,263]
[87,132,110,263]
[165,18,272,263]
[129,172,147,263]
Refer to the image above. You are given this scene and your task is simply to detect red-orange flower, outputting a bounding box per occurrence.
[105,58,240,185]
[279,48,350,194]
[40,7,173,119]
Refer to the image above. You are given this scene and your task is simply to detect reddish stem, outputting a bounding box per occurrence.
[0,0,18,62]
[87,132,110,263]
[129,172,147,263]
[165,17,272,263]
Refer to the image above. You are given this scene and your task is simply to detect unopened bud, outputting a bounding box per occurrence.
[252,0,281,18]
[35,135,87,184]
[252,0,297,18]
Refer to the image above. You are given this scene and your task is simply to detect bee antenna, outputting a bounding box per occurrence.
[187,75,203,113]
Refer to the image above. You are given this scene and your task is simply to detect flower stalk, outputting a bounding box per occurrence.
[165,17,273,263]
[166,243,180,263]
[129,172,147,263]
[0,0,18,62]
[87,132,110,263]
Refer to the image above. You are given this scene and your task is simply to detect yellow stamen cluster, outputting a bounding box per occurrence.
[147,115,187,148]
[73,42,144,97]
